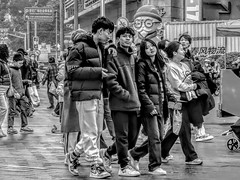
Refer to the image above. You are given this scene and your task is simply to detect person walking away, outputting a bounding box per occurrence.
[0,44,11,137]
[64,17,114,178]
[101,27,141,177]
[7,53,34,134]
[41,57,58,109]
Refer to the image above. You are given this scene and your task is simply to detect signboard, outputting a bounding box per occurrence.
[116,17,129,29]
[185,0,202,21]
[84,0,99,9]
[33,36,39,50]
[24,7,54,22]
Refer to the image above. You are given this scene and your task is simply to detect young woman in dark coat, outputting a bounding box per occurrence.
[128,38,171,175]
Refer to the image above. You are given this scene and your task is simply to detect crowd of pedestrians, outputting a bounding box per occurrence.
[0,14,219,179]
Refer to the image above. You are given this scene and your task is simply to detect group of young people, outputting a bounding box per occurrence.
[60,16,215,179]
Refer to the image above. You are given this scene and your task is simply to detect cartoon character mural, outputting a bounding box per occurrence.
[133,5,165,44]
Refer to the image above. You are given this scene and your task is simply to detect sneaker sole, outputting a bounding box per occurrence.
[185,161,203,165]
[148,172,167,175]
[118,173,141,177]
[89,173,111,179]
[196,136,214,142]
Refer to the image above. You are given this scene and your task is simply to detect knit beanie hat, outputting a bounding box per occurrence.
[13,53,24,62]
[134,5,162,22]
[71,29,87,44]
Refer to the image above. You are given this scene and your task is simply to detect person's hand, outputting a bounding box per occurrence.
[28,80,32,84]
[108,47,117,57]
[150,109,158,116]
[14,93,21,99]
[102,68,108,78]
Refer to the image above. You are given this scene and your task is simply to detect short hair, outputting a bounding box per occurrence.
[92,16,114,34]
[0,44,9,60]
[179,34,192,44]
[158,39,169,50]
[116,27,135,38]
[164,41,181,59]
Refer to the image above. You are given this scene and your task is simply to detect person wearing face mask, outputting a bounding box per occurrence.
[179,35,215,142]
[162,41,203,165]
[128,38,174,175]
[7,53,34,135]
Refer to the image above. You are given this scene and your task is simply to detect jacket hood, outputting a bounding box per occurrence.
[75,32,97,49]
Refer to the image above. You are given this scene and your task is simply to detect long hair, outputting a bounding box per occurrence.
[0,44,9,61]
[139,38,165,68]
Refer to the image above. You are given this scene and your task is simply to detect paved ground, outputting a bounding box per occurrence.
[1,86,240,180]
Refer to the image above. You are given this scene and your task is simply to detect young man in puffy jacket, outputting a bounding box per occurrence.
[64,17,114,179]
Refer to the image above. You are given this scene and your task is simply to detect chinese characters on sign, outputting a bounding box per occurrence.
[24,7,54,22]
[192,47,226,56]
[84,0,99,9]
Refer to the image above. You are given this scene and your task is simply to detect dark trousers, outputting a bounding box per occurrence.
[59,102,63,123]
[54,102,60,115]
[8,96,29,128]
[47,85,58,107]
[107,111,141,168]
[161,102,198,162]
[130,115,163,171]
[103,98,115,140]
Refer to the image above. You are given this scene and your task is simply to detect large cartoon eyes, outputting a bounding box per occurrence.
[134,19,142,29]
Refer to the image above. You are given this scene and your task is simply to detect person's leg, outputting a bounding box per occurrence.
[128,112,141,150]
[161,110,179,159]
[0,93,8,137]
[179,104,198,162]
[103,98,115,140]
[130,116,149,161]
[7,97,18,134]
[111,111,130,168]
[47,86,54,108]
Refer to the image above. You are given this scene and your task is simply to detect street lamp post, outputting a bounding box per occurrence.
[55,10,58,60]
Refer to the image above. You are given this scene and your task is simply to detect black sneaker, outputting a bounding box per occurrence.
[20,126,34,133]
[47,105,54,109]
[90,164,111,179]
[66,153,79,176]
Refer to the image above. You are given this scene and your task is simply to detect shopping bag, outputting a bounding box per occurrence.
[168,101,182,135]
[49,81,57,95]
[27,85,40,107]
[172,110,182,135]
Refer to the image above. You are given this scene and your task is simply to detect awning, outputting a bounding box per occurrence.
[216,20,240,37]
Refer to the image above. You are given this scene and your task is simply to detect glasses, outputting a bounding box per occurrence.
[134,18,160,29]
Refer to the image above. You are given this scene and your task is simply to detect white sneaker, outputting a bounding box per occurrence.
[162,154,174,163]
[66,153,79,176]
[196,134,214,142]
[128,150,139,171]
[149,167,167,175]
[118,165,141,177]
